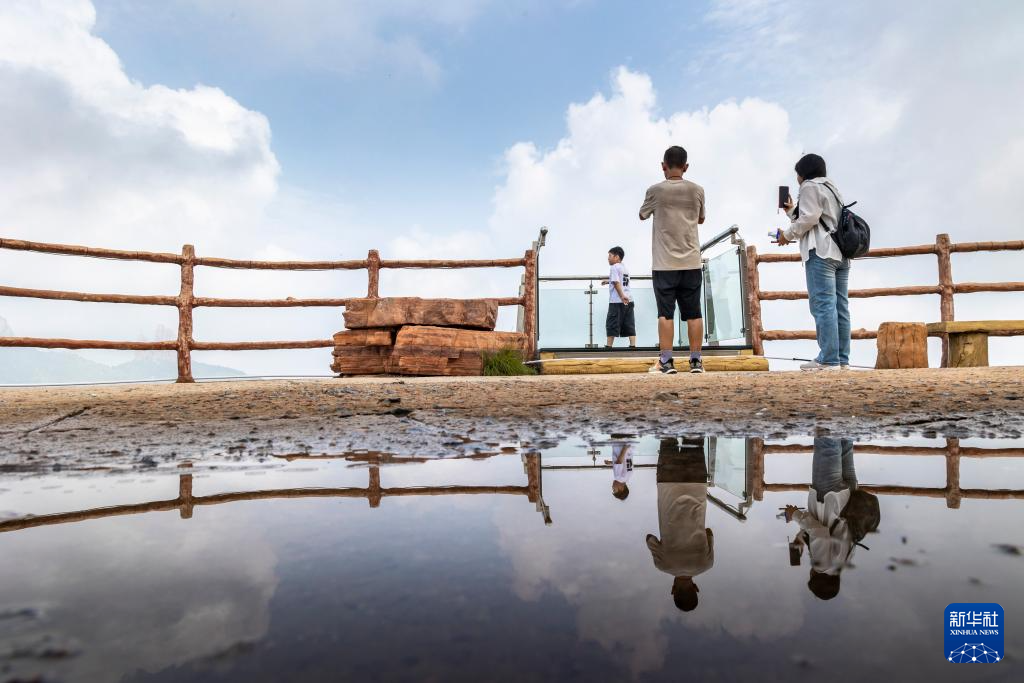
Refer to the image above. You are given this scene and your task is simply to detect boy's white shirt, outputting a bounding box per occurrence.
[611,443,633,483]
[792,487,855,575]
[608,262,631,303]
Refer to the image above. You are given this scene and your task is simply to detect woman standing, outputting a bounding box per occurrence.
[777,154,850,370]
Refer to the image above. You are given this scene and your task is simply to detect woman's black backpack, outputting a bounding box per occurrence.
[822,183,871,259]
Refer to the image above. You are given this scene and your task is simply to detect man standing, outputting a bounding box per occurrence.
[638,146,706,374]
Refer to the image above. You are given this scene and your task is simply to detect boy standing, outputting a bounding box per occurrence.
[602,246,636,348]
[638,146,706,374]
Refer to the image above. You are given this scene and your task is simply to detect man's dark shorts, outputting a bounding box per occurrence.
[606,302,636,337]
[653,269,703,320]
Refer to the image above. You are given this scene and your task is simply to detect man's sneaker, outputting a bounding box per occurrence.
[799,360,841,372]
[689,357,705,374]
[649,358,678,374]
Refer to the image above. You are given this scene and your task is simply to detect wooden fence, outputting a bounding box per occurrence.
[744,233,1024,365]
[0,237,540,382]
[750,438,1024,509]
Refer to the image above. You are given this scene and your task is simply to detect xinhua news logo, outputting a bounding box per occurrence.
[945,603,1003,663]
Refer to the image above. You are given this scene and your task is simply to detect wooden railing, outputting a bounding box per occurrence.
[750,438,1024,509]
[0,237,540,382]
[744,233,1024,365]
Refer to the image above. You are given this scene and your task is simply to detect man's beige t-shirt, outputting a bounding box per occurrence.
[639,178,705,271]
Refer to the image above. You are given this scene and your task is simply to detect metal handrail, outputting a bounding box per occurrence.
[701,224,740,253]
[537,224,741,283]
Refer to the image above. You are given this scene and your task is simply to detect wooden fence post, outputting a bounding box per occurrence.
[745,245,764,356]
[522,249,537,359]
[750,438,764,501]
[366,249,381,298]
[936,234,955,367]
[176,244,195,383]
[945,438,962,509]
[178,465,194,519]
[368,464,382,508]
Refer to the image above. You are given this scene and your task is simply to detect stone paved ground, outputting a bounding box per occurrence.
[1,367,1022,472]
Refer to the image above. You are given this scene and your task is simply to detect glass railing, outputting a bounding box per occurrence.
[537,230,749,350]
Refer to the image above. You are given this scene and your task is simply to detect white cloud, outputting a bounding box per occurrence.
[489,67,801,275]
[697,0,1024,366]
[0,0,350,376]
[0,1,279,250]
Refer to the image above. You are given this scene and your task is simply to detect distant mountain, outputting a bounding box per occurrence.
[0,315,244,384]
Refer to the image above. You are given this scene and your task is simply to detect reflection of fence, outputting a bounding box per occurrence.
[744,233,1024,365]
[750,439,1024,509]
[0,453,549,533]
[0,234,542,382]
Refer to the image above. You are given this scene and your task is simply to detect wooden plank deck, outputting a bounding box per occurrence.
[537,355,768,375]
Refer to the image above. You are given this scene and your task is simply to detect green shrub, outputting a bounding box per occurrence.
[482,348,537,376]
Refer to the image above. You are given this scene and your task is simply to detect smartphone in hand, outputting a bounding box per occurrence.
[778,185,790,210]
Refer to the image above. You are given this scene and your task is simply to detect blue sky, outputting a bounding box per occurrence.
[88,0,735,233]
[1,0,1022,375]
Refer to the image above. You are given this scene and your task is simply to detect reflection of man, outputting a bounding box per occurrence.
[646,437,713,612]
[605,442,634,501]
[784,437,879,600]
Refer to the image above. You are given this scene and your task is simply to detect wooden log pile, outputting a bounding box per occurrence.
[331,298,527,376]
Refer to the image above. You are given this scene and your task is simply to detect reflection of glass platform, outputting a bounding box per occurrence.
[539,436,754,520]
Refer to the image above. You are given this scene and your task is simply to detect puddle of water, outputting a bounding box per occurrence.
[1,434,1023,682]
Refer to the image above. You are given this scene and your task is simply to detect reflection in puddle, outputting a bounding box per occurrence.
[1,434,1023,681]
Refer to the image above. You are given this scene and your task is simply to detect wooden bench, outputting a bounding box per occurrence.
[926,320,1024,367]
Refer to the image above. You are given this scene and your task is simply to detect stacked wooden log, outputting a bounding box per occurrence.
[331,297,528,376]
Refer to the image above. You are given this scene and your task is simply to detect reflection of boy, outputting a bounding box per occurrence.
[645,437,713,612]
[602,246,636,348]
[606,442,634,500]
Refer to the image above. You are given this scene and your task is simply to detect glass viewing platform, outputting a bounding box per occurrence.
[535,226,751,352]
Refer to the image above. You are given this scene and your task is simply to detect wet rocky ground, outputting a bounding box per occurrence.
[1,367,1022,473]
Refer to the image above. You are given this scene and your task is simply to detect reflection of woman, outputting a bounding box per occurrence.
[784,437,879,600]
[646,437,713,612]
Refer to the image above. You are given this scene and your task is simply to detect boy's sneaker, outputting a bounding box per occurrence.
[649,358,678,374]
[689,357,705,374]
[799,360,841,372]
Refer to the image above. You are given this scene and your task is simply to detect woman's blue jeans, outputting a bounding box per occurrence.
[812,437,857,502]
[805,249,851,366]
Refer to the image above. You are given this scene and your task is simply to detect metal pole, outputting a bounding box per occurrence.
[585,280,596,348]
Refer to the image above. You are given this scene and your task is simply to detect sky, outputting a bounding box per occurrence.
[1,0,1022,376]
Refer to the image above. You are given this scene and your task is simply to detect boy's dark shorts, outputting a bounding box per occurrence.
[605,302,636,337]
[653,269,703,320]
